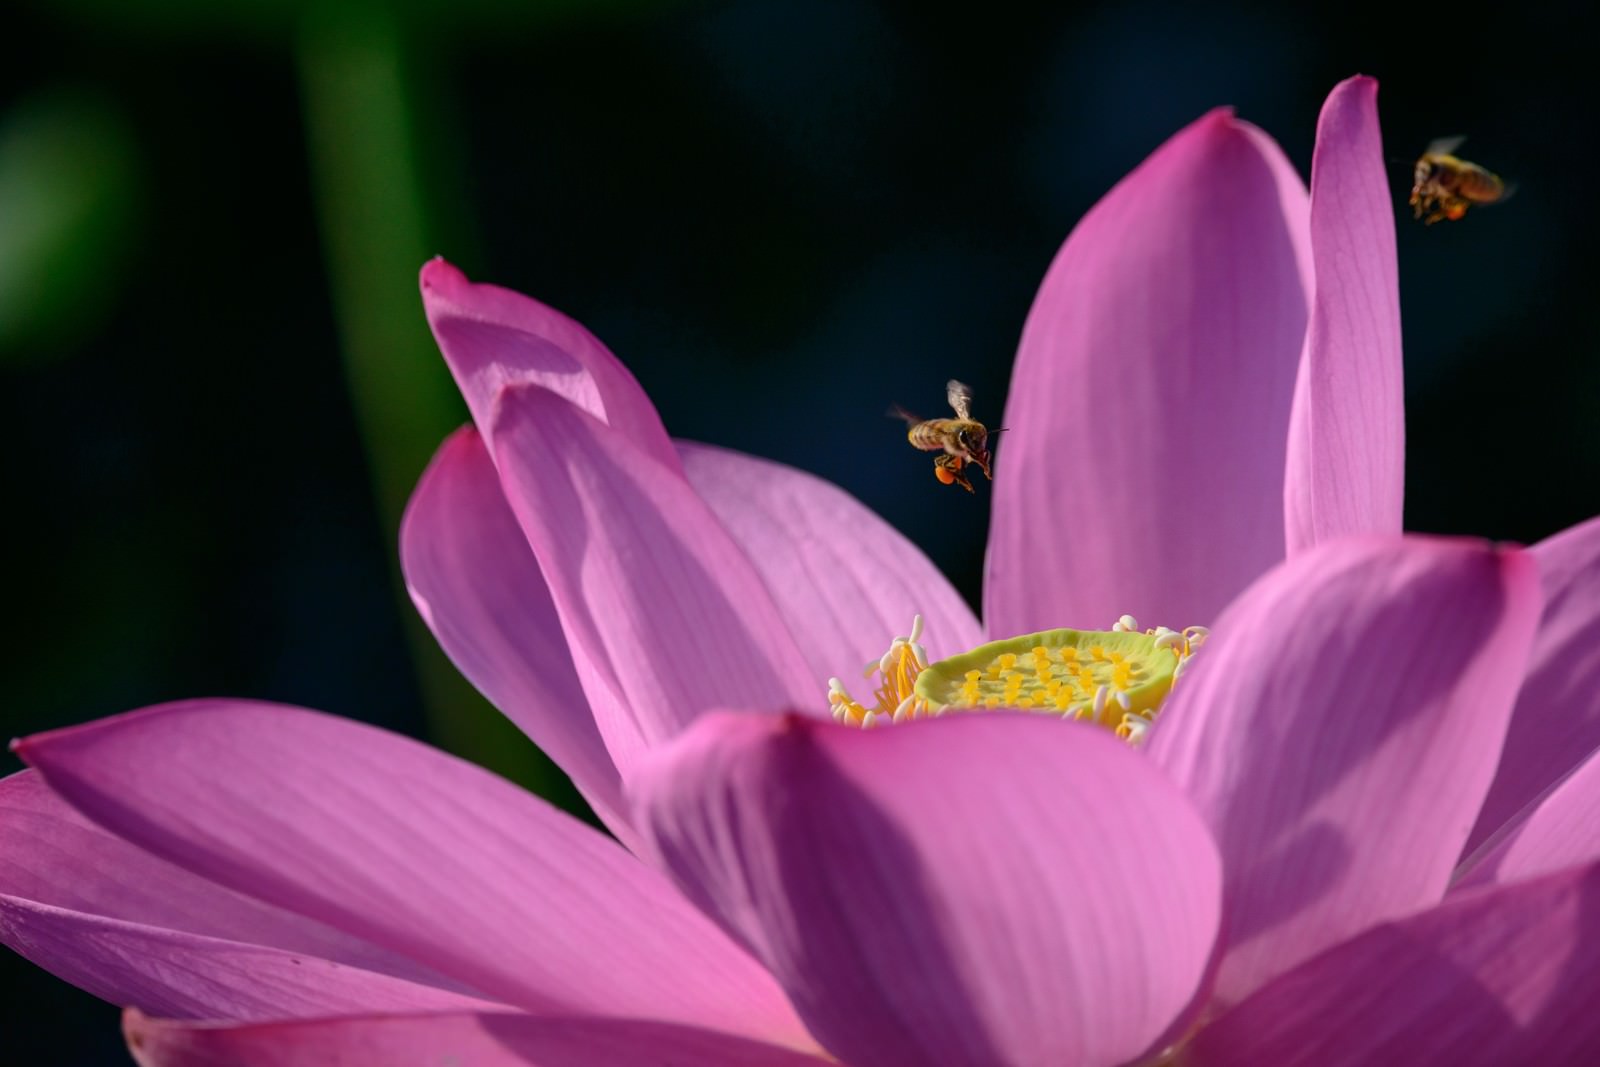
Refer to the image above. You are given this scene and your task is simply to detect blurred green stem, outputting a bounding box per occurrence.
[296,4,561,796]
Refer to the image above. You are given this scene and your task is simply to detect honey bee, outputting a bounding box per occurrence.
[890,380,998,494]
[1410,137,1510,224]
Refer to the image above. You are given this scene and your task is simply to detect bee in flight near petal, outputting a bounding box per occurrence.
[890,380,1000,494]
[1410,137,1511,224]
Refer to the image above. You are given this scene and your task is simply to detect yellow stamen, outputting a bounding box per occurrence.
[824,615,1206,746]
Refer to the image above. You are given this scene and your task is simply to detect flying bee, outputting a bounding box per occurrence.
[1410,137,1511,224]
[890,380,1000,494]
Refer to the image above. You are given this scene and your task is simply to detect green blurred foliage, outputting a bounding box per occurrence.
[296,4,543,788]
[0,88,140,359]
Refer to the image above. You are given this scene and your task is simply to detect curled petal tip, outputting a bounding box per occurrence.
[120,1005,147,1038]
[418,256,468,296]
[1178,106,1257,153]
[8,727,51,761]
[1498,540,1534,562]
[416,259,470,303]
[1324,74,1380,113]
[1491,539,1540,585]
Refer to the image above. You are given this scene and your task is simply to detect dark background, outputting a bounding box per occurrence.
[3,0,1595,1061]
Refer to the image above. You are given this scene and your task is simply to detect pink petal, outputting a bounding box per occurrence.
[985,107,1309,636]
[1146,536,1541,1006]
[400,425,634,845]
[1187,860,1600,1066]
[632,711,1221,1067]
[125,1010,836,1067]
[0,899,494,1021]
[678,441,982,676]
[16,701,815,1051]
[489,385,819,777]
[420,258,678,470]
[1283,76,1404,552]
[1465,513,1600,854]
[0,769,469,992]
[1455,740,1600,891]
[1236,120,1315,299]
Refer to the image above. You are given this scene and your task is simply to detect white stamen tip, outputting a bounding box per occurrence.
[908,614,925,643]
[1115,690,1131,710]
[1094,685,1108,716]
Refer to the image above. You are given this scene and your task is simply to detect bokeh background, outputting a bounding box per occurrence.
[4,0,1596,1060]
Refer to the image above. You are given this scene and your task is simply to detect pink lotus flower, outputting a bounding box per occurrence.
[6,75,1600,1066]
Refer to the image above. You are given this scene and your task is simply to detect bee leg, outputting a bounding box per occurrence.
[935,454,975,493]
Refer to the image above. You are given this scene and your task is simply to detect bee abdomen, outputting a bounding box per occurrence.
[1460,168,1506,203]
[907,422,949,451]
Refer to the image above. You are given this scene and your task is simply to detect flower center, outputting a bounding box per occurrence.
[827,615,1207,744]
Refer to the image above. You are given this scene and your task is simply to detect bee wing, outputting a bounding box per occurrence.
[946,379,974,420]
[1425,135,1467,157]
[887,403,923,426]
